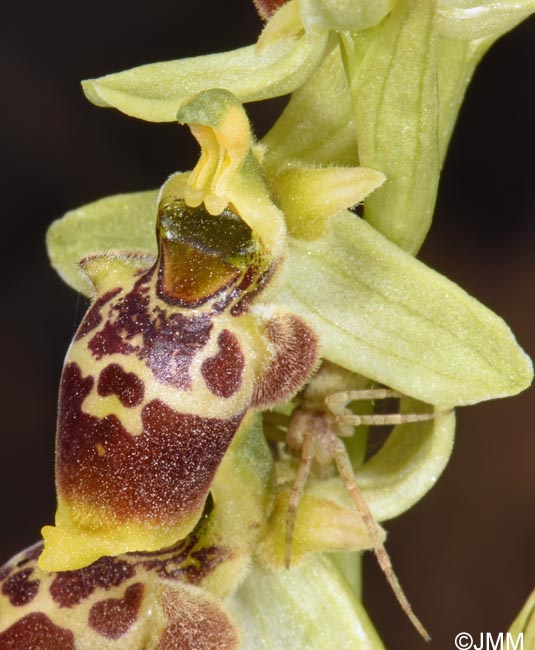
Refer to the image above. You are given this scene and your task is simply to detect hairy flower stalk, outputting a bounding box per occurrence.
[1,1,534,648]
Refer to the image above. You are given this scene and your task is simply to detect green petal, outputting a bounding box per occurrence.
[436,1,535,41]
[82,31,330,123]
[262,44,358,172]
[271,165,385,239]
[227,555,384,650]
[46,190,158,295]
[266,211,533,407]
[341,0,439,253]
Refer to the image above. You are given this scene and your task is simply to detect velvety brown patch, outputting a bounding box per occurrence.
[57,363,244,524]
[49,555,134,608]
[88,320,137,359]
[1,569,39,607]
[87,275,151,359]
[201,330,244,398]
[74,288,121,341]
[156,589,238,650]
[0,613,75,650]
[141,311,212,390]
[88,582,144,639]
[85,273,213,390]
[0,544,42,585]
[252,313,318,408]
[98,363,145,407]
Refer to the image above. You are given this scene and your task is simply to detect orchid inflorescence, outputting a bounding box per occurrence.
[1,1,534,648]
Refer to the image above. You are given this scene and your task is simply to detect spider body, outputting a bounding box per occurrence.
[282,363,436,640]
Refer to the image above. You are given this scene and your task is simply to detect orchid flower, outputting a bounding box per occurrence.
[1,1,534,648]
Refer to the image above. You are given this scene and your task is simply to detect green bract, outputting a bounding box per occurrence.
[262,44,358,170]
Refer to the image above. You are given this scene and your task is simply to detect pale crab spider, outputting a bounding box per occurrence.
[268,363,441,641]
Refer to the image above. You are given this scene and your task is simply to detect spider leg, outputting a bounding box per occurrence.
[285,430,315,569]
[336,411,436,427]
[331,436,431,642]
[326,388,437,427]
[326,388,402,414]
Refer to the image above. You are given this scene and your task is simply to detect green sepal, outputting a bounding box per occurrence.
[46,190,158,296]
[82,30,331,123]
[341,0,439,254]
[266,211,533,407]
[227,555,384,650]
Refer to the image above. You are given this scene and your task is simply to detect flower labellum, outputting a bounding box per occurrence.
[40,91,319,571]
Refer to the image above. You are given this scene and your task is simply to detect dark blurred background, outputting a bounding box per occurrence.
[0,3,533,648]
